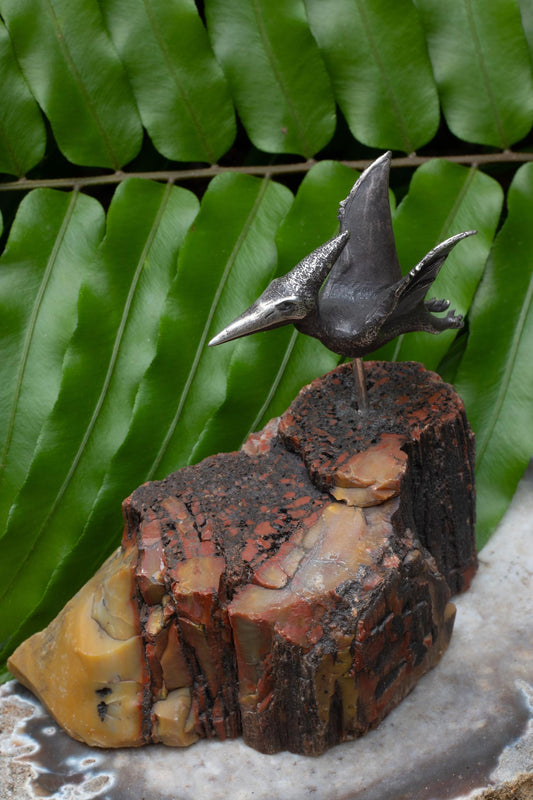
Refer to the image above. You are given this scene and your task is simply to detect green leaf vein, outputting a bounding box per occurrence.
[246,328,299,436]
[43,0,121,168]
[251,0,312,158]
[463,0,507,147]
[0,181,174,604]
[390,165,477,361]
[355,0,412,153]
[141,0,216,163]
[0,189,79,476]
[148,176,271,477]
[475,268,533,467]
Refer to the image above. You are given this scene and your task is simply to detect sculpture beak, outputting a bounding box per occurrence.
[209,298,294,346]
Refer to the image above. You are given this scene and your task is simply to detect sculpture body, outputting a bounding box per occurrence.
[210,152,475,360]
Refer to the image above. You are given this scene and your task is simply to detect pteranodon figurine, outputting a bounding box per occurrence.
[209,152,476,412]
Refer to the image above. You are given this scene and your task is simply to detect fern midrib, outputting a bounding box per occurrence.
[475,268,533,468]
[0,152,531,193]
[0,190,79,481]
[148,177,272,478]
[0,182,174,606]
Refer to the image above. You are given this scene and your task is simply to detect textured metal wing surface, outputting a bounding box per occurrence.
[393,230,477,313]
[321,151,402,300]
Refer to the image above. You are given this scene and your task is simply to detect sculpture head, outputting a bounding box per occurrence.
[208,231,349,346]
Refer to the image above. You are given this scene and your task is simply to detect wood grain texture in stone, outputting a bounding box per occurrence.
[2,463,532,800]
[8,361,477,756]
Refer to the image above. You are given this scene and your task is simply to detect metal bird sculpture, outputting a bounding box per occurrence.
[209,152,476,412]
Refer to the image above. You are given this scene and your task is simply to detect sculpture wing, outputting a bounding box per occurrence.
[392,230,477,313]
[321,151,402,302]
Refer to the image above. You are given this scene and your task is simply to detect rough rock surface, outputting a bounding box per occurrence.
[8,361,477,756]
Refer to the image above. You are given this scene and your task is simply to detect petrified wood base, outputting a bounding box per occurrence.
[8,361,477,756]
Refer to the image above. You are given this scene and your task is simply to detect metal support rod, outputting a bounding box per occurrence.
[352,358,369,414]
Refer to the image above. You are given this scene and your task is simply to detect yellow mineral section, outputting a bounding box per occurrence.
[7,546,145,747]
[152,688,198,747]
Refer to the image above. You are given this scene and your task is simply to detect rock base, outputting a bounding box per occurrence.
[8,361,477,755]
